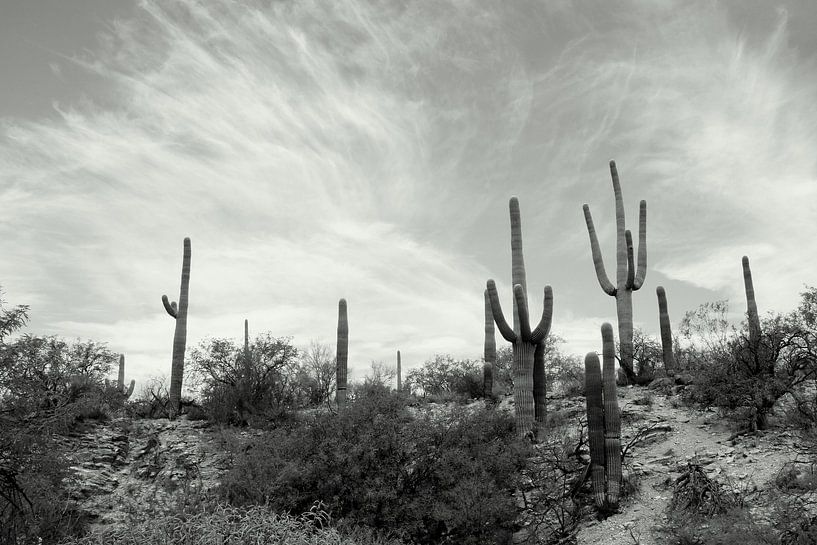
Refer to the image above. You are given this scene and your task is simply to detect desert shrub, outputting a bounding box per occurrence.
[188,334,302,425]
[680,290,817,431]
[220,388,530,544]
[403,354,483,399]
[492,335,585,397]
[60,504,406,545]
[616,328,663,385]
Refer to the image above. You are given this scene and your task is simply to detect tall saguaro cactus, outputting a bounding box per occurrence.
[487,197,553,439]
[743,256,762,355]
[583,161,647,384]
[584,322,622,511]
[336,299,348,407]
[656,286,675,376]
[244,319,250,359]
[116,354,135,398]
[162,237,191,417]
[396,350,402,392]
[483,289,496,398]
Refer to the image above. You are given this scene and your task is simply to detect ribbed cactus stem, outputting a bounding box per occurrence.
[483,289,495,398]
[117,354,125,391]
[336,299,348,407]
[162,237,190,418]
[656,286,675,376]
[742,256,761,350]
[602,322,621,508]
[582,161,647,385]
[396,350,402,392]
[533,342,546,423]
[584,351,606,509]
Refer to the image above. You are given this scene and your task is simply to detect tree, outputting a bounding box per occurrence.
[297,340,336,406]
[404,354,482,399]
[188,333,299,424]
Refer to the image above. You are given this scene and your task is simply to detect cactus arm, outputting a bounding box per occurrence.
[162,295,178,318]
[584,351,606,509]
[514,284,532,340]
[625,230,635,290]
[583,204,617,296]
[124,379,135,398]
[336,298,349,407]
[633,200,647,290]
[530,286,553,344]
[487,280,518,343]
[610,160,628,289]
[602,322,621,508]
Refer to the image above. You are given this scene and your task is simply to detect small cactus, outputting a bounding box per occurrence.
[115,354,135,399]
[656,286,675,376]
[336,299,348,407]
[396,350,402,392]
[584,322,621,511]
[162,237,191,418]
[583,161,647,385]
[483,289,495,398]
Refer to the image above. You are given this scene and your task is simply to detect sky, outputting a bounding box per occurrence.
[1,0,816,391]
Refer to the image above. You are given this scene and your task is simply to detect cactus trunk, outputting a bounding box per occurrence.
[336,299,348,407]
[396,350,402,392]
[533,341,546,423]
[483,289,495,398]
[583,161,647,385]
[162,237,190,418]
[656,286,675,376]
[585,322,621,512]
[117,354,125,391]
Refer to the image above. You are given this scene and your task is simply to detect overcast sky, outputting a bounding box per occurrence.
[1,0,816,389]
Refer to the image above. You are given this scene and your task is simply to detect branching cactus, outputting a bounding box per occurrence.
[583,161,646,384]
[162,237,191,417]
[396,350,402,392]
[487,197,553,439]
[656,286,675,376]
[584,322,622,511]
[483,289,496,398]
[116,354,135,399]
[336,299,348,407]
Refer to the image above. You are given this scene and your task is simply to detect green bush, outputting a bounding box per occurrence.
[220,387,530,544]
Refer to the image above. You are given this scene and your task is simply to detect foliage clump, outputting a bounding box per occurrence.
[220,385,530,544]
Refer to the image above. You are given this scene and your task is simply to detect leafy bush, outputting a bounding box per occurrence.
[403,354,483,399]
[59,504,406,545]
[220,388,530,544]
[679,289,817,430]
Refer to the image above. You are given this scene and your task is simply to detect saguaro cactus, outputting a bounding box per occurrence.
[656,286,675,376]
[743,256,762,355]
[583,161,646,384]
[162,237,191,417]
[741,256,774,429]
[396,350,402,392]
[116,354,135,398]
[487,197,553,439]
[483,289,496,398]
[336,299,348,407]
[584,322,622,511]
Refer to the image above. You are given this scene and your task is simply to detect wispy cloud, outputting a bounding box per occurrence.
[1,0,815,383]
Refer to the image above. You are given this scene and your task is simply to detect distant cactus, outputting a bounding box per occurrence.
[483,289,495,398]
[742,256,762,354]
[115,354,135,399]
[584,322,622,511]
[244,319,250,360]
[486,197,553,439]
[162,237,191,418]
[656,286,675,376]
[583,161,647,385]
[396,350,402,392]
[336,299,348,407]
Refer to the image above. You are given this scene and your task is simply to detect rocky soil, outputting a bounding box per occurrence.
[576,386,811,545]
